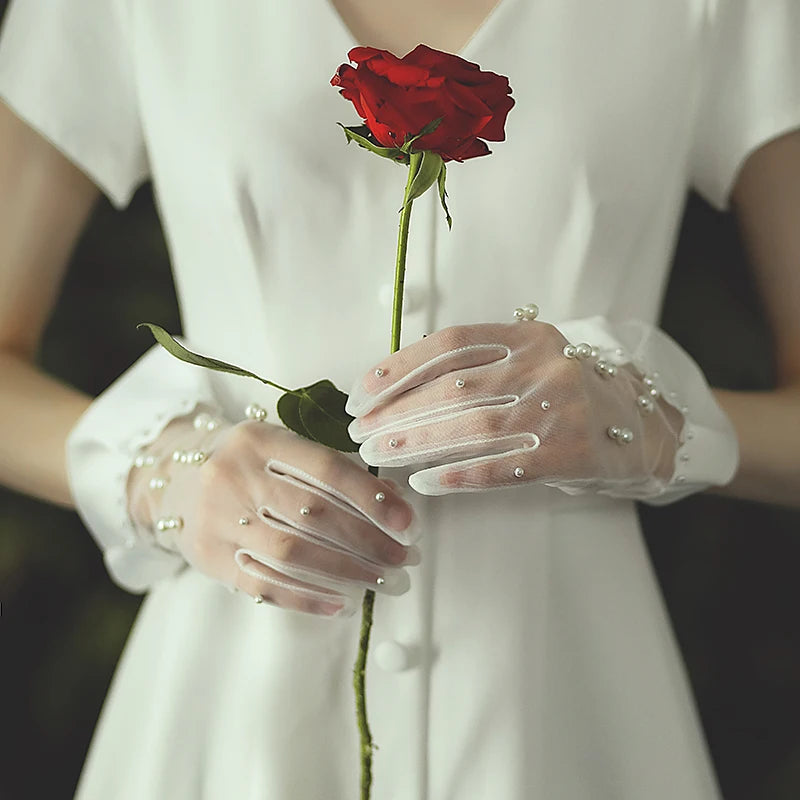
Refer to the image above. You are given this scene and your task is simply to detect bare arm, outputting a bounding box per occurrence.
[711,129,800,507]
[0,99,99,506]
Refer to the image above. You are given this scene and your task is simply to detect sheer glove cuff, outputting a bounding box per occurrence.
[66,345,221,592]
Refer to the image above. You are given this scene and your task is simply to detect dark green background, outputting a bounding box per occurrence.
[1,4,799,797]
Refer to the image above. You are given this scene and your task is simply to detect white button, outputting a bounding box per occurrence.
[374,640,411,672]
[378,283,425,314]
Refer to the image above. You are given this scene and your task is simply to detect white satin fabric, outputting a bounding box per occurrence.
[1,0,799,797]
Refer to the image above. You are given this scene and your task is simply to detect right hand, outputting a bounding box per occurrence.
[127,410,420,617]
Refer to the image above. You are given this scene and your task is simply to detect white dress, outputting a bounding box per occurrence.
[1,0,798,797]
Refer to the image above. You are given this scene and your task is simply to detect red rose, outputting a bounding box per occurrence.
[331,44,514,162]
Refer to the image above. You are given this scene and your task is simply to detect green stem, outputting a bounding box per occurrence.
[355,153,419,800]
[354,582,376,800]
[254,376,296,394]
[390,153,419,353]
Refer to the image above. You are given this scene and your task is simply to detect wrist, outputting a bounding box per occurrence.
[556,316,738,503]
[127,406,231,542]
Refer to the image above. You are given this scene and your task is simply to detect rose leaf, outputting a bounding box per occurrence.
[276,392,311,439]
[138,323,270,383]
[298,379,359,452]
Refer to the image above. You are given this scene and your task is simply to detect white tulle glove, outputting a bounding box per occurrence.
[345,311,738,503]
[67,345,418,608]
[125,407,419,617]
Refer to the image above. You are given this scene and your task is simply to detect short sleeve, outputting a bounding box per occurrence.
[689,0,800,211]
[0,0,149,210]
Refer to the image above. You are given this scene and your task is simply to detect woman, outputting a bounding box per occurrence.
[0,0,798,797]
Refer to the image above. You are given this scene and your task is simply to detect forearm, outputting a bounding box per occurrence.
[710,384,800,508]
[716,131,800,510]
[0,351,91,507]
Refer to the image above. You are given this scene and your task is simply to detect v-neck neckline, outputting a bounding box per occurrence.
[321,0,513,61]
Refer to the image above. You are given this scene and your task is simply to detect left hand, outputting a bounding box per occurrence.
[346,321,684,496]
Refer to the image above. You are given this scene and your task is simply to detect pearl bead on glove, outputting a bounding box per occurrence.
[346,314,739,502]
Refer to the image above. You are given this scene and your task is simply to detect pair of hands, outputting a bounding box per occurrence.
[128,320,683,617]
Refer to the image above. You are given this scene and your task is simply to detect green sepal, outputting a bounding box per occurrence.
[278,380,358,453]
[405,150,444,205]
[437,162,452,230]
[400,117,443,153]
[338,124,408,163]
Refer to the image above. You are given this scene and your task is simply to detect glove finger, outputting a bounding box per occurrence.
[346,333,510,416]
[232,551,354,617]
[351,393,519,445]
[259,461,421,559]
[407,445,543,495]
[243,508,412,595]
[231,529,410,595]
[261,431,419,544]
[349,362,518,442]
[358,404,540,468]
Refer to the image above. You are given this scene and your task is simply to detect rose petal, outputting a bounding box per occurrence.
[447,138,491,162]
[406,44,482,75]
[368,58,433,88]
[347,46,388,64]
[331,65,370,120]
[356,70,422,145]
[475,95,515,141]
[443,80,494,116]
